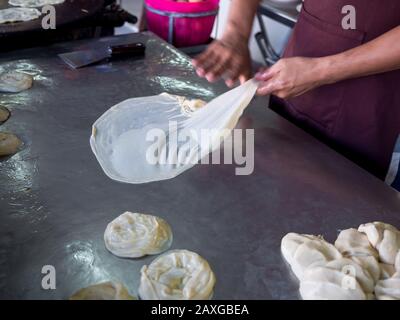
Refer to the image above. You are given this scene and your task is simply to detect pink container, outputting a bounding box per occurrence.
[145,0,219,48]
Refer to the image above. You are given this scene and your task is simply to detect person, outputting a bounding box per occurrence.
[191,0,400,187]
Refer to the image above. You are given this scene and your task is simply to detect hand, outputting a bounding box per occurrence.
[191,35,252,87]
[255,57,326,98]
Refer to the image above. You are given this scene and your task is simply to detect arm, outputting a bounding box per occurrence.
[192,0,260,86]
[256,26,400,97]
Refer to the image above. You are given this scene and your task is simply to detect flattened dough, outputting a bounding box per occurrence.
[0,8,41,24]
[0,71,33,93]
[358,222,400,264]
[69,281,135,300]
[104,211,172,258]
[0,106,10,124]
[281,233,342,280]
[9,0,65,7]
[0,132,22,157]
[138,250,216,300]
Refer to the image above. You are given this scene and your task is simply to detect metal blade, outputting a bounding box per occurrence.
[58,48,110,69]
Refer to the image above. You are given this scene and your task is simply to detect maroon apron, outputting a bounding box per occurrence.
[279,0,400,179]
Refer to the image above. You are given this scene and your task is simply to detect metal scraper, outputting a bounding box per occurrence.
[58,42,146,69]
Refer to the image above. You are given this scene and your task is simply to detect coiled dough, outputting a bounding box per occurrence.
[300,258,373,300]
[104,212,173,258]
[281,233,342,280]
[358,222,400,264]
[0,71,33,93]
[138,250,216,300]
[69,281,135,300]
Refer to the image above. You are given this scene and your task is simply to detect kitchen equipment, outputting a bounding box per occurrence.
[58,42,145,69]
[145,0,219,47]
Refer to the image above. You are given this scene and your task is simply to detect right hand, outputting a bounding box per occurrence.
[191,36,252,87]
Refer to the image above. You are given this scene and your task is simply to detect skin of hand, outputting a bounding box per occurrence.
[255,57,326,98]
[191,35,252,87]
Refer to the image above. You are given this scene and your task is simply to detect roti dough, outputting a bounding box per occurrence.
[0,71,33,93]
[0,8,41,24]
[69,281,135,300]
[281,233,342,280]
[8,0,65,7]
[0,132,22,157]
[138,250,216,300]
[0,106,10,124]
[104,211,173,258]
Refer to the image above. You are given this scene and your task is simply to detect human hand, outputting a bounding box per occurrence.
[191,35,252,87]
[255,57,326,98]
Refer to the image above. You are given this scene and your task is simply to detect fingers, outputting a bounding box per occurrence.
[256,79,284,96]
[255,67,275,81]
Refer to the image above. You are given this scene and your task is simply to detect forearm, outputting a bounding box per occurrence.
[318,26,400,85]
[222,0,260,42]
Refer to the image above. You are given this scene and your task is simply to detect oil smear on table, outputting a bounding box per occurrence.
[90,79,258,184]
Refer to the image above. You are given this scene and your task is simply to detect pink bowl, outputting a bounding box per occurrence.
[145,0,219,47]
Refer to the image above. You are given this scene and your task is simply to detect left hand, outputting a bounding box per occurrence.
[255,57,326,99]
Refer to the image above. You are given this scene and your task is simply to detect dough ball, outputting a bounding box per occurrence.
[375,273,400,300]
[0,132,22,157]
[69,281,135,300]
[0,71,33,93]
[300,258,373,300]
[281,233,342,280]
[8,0,65,8]
[358,222,400,264]
[335,228,378,259]
[138,249,216,300]
[104,211,173,258]
[0,7,41,24]
[0,106,10,124]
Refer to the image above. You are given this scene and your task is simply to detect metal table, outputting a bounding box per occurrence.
[1,32,399,300]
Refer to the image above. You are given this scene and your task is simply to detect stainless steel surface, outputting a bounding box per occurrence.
[1,32,400,300]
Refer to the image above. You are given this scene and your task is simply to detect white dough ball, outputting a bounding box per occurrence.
[281,233,342,280]
[138,249,216,300]
[69,281,135,300]
[104,212,173,258]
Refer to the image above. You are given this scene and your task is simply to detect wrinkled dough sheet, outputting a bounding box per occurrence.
[139,250,216,300]
[281,221,400,300]
[69,281,135,300]
[8,0,65,7]
[0,8,41,24]
[104,212,173,258]
[160,93,206,117]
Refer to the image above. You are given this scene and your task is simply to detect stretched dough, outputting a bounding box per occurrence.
[358,222,400,264]
[281,233,342,280]
[104,212,172,258]
[0,8,40,24]
[69,281,135,300]
[0,106,10,124]
[0,132,22,157]
[0,71,33,93]
[138,250,216,300]
[8,0,65,7]
[380,263,396,280]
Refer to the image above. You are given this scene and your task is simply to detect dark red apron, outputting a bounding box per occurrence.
[279,0,400,179]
